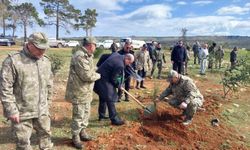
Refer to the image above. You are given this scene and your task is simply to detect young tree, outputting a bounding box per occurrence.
[15,2,44,42]
[181,28,188,44]
[40,0,80,39]
[0,0,11,36]
[75,8,98,37]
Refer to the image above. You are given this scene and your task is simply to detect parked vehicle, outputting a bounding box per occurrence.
[120,37,146,49]
[96,40,120,49]
[64,40,80,47]
[0,38,15,46]
[48,38,66,48]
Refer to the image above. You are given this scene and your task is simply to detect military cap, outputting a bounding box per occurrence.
[82,37,97,45]
[167,70,179,81]
[28,32,49,50]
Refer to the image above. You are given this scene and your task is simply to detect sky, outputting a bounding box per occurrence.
[12,0,250,38]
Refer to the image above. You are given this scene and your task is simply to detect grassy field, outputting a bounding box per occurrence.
[0,46,249,149]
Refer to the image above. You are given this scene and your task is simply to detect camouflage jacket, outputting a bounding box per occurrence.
[65,46,100,104]
[159,75,203,104]
[0,47,53,120]
[135,50,151,71]
[152,49,166,63]
[215,49,224,60]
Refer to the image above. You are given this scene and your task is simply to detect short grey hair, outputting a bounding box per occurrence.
[125,53,134,62]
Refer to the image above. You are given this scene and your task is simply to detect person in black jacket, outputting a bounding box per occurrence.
[230,46,238,69]
[94,53,134,125]
[117,41,135,101]
[171,40,187,74]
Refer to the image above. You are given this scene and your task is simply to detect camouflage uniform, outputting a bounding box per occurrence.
[215,47,224,69]
[65,46,100,136]
[208,44,216,69]
[135,48,151,88]
[159,75,204,119]
[150,48,166,78]
[0,33,53,150]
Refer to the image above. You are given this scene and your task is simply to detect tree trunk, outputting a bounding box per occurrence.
[24,24,27,42]
[90,28,92,36]
[2,17,5,36]
[85,28,88,37]
[56,2,59,40]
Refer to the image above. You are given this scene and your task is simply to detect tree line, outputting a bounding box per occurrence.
[0,0,98,41]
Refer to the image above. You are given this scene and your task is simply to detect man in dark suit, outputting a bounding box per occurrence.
[171,40,187,74]
[94,53,134,126]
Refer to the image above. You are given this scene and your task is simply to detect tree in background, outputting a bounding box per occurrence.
[75,8,98,37]
[181,28,188,44]
[6,4,20,37]
[0,0,11,36]
[40,0,80,40]
[15,2,44,42]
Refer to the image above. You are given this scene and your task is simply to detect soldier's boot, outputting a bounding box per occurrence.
[80,129,94,141]
[140,81,146,89]
[72,135,83,149]
[136,81,140,89]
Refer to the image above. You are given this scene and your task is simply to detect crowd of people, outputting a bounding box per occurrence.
[0,32,239,149]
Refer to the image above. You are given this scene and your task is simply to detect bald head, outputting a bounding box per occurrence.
[124,53,134,66]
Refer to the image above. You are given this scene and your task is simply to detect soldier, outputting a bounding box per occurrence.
[117,41,135,102]
[0,32,53,150]
[94,53,135,125]
[184,44,191,75]
[155,70,204,125]
[171,40,186,74]
[192,41,200,64]
[65,37,101,149]
[135,44,151,89]
[208,42,216,69]
[150,43,166,79]
[230,46,238,69]
[215,45,225,69]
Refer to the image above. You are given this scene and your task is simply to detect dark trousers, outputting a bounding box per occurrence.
[173,61,184,74]
[118,75,131,99]
[138,69,146,78]
[98,97,118,121]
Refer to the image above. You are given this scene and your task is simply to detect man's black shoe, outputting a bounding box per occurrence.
[111,119,125,126]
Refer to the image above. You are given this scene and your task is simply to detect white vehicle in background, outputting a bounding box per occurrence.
[48,38,66,48]
[120,37,146,49]
[64,40,80,47]
[96,40,120,49]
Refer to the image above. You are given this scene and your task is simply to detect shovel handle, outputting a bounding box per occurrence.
[121,87,147,108]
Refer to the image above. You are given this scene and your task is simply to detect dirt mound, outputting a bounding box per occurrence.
[86,97,247,150]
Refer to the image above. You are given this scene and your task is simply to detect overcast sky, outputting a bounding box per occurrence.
[12,0,250,38]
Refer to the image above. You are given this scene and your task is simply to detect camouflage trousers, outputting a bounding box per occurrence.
[71,102,91,136]
[215,58,223,68]
[12,115,53,150]
[168,98,203,118]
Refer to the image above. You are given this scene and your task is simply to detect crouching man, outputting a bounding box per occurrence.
[156,70,204,125]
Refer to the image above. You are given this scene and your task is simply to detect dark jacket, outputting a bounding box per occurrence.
[94,53,125,102]
[230,50,237,63]
[171,45,187,62]
[96,53,112,67]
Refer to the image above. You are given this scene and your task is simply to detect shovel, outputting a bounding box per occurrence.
[121,87,156,116]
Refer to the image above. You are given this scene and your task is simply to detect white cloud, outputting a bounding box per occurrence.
[217,3,250,15]
[177,1,187,5]
[192,1,213,5]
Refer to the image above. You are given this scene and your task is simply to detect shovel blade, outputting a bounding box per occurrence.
[143,103,156,116]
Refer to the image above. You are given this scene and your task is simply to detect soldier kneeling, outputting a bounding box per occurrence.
[156,70,204,125]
